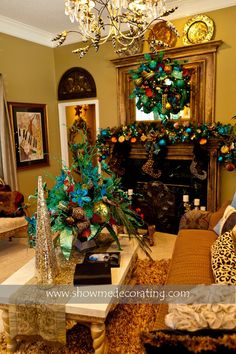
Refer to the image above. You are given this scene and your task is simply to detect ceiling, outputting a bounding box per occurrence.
[0,0,236,47]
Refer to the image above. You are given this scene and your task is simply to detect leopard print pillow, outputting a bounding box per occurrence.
[211,230,236,284]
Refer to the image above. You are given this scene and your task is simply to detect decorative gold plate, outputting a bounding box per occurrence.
[182,15,215,45]
[148,21,178,50]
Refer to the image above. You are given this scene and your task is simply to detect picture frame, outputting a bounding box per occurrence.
[83,252,120,268]
[8,102,49,168]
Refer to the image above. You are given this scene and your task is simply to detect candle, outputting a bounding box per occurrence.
[194,198,200,206]
[128,189,133,196]
[200,206,206,211]
[183,194,189,202]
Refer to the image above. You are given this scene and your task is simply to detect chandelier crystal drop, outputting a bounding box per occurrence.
[53,0,178,58]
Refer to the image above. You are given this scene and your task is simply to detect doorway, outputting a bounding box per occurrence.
[58,99,99,167]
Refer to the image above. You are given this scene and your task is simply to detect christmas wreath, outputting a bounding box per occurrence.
[129,52,191,120]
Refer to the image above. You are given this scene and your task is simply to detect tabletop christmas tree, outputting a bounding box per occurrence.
[27,110,150,260]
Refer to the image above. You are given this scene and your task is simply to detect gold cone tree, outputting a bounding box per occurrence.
[35,176,58,284]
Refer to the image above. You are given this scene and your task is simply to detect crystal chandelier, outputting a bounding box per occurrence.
[53,0,178,58]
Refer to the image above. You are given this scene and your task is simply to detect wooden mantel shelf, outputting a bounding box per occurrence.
[128,140,219,160]
[111,40,223,67]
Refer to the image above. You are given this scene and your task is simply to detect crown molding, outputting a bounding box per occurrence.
[0,15,54,47]
[168,0,236,20]
[1,1,236,47]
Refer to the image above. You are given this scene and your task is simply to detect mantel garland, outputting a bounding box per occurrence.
[129,52,191,120]
[97,120,236,171]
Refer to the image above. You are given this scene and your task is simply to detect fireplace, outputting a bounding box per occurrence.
[110,141,220,234]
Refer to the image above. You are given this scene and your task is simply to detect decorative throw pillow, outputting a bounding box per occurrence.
[0,178,11,191]
[208,200,230,231]
[214,205,236,236]
[211,230,236,284]
[165,303,236,331]
[231,191,236,209]
[179,210,212,230]
[0,191,24,217]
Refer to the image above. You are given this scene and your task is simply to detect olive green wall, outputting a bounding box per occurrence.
[0,33,61,204]
[1,5,235,206]
[54,6,236,204]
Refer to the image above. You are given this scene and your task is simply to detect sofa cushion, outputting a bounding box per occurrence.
[211,230,236,284]
[214,205,236,236]
[155,230,217,330]
[208,200,230,231]
[0,191,24,217]
[167,229,217,285]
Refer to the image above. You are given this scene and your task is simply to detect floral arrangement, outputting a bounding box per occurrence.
[129,52,191,120]
[27,111,149,260]
[97,120,236,171]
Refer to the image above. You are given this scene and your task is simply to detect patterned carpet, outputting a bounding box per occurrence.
[0,258,170,354]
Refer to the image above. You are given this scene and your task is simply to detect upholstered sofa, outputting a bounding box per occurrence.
[0,190,28,241]
[141,201,236,353]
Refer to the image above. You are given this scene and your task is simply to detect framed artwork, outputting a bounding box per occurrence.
[8,102,49,168]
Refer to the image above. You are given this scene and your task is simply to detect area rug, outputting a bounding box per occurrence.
[0,258,170,354]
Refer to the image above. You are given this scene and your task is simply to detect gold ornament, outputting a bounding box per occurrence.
[35,176,58,285]
[143,71,155,80]
[118,135,125,143]
[221,145,229,154]
[165,102,172,110]
[65,216,75,225]
[58,201,69,212]
[141,134,147,142]
[93,201,110,223]
[134,78,143,86]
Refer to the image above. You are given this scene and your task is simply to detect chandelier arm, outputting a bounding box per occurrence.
[56,0,179,57]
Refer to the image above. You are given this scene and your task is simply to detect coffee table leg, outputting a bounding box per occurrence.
[2,309,17,352]
[90,322,108,354]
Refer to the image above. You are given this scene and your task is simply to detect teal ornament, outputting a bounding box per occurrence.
[158,139,167,146]
[173,66,181,71]
[175,79,185,88]
[149,60,157,70]
[101,129,108,137]
[140,64,148,70]
[186,128,192,133]
[218,156,223,162]
[144,53,151,61]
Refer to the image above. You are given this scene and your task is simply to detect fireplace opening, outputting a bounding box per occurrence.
[120,155,208,235]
